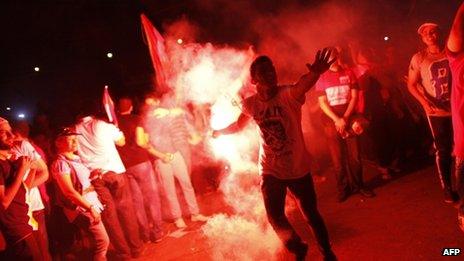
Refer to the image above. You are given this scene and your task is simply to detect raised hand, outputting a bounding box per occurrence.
[306,48,336,75]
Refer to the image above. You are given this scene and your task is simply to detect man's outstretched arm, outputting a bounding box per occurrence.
[291,48,335,102]
[212,113,251,137]
[448,2,464,53]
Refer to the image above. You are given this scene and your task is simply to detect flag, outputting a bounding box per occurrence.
[102,85,118,126]
[140,14,169,92]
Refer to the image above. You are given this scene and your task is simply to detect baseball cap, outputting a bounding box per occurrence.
[54,127,80,140]
[417,22,439,35]
[0,117,8,126]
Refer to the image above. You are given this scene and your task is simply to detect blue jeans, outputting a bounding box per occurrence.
[92,172,142,259]
[126,161,163,240]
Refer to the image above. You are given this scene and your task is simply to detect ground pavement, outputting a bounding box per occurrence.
[138,162,463,261]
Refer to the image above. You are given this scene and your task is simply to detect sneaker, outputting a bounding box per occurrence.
[458,213,464,233]
[150,231,167,243]
[131,244,147,259]
[313,175,327,183]
[294,243,308,261]
[191,214,209,222]
[337,191,350,203]
[444,189,457,204]
[359,188,375,198]
[378,167,392,180]
[174,218,187,228]
[323,252,338,261]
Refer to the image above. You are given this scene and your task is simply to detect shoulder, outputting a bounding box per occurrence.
[411,51,426,65]
[50,156,72,175]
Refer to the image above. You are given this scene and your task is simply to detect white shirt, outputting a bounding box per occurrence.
[12,140,45,212]
[75,116,126,174]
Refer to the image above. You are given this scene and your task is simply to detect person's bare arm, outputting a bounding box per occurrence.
[318,96,346,133]
[28,159,49,188]
[212,113,251,137]
[115,134,125,147]
[55,173,100,223]
[448,2,464,53]
[343,88,358,119]
[290,48,335,102]
[318,96,340,122]
[0,156,31,209]
[407,62,436,114]
[135,126,174,163]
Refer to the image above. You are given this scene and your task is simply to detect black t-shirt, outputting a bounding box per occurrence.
[117,114,150,168]
[0,159,33,245]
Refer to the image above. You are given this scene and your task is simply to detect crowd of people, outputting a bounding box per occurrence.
[1,2,464,261]
[0,92,211,260]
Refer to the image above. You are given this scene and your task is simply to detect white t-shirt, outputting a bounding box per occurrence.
[75,116,126,174]
[242,87,311,180]
[12,140,45,212]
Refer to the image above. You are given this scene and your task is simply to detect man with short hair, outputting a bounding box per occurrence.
[316,47,375,202]
[117,97,164,242]
[447,1,464,232]
[0,117,42,259]
[75,107,143,259]
[408,22,456,203]
[213,49,337,261]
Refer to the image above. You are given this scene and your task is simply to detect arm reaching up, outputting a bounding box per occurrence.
[290,48,336,102]
[448,2,464,53]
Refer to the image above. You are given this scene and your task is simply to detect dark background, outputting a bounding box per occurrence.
[0,0,461,125]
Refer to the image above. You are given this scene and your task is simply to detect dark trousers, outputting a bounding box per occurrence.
[456,157,464,215]
[427,116,454,191]
[324,123,364,194]
[33,210,51,261]
[261,174,334,258]
[5,233,42,260]
[92,172,142,259]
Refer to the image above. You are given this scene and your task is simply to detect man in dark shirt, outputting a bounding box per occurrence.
[117,97,164,242]
[0,117,41,259]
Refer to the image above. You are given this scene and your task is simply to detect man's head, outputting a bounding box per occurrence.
[0,117,15,150]
[328,47,341,70]
[250,56,278,93]
[418,23,441,46]
[144,92,162,107]
[118,97,133,115]
[54,127,80,153]
[11,120,30,141]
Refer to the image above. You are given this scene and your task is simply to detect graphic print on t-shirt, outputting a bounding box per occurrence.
[425,59,451,110]
[428,59,451,101]
[256,105,288,154]
[325,85,350,106]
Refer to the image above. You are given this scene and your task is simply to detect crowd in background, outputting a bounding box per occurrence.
[1,4,464,260]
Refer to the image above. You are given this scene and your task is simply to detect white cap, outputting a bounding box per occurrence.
[417,22,439,35]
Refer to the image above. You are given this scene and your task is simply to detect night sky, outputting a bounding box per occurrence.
[0,0,461,126]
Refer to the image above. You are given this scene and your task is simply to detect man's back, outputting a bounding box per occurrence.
[75,116,125,173]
